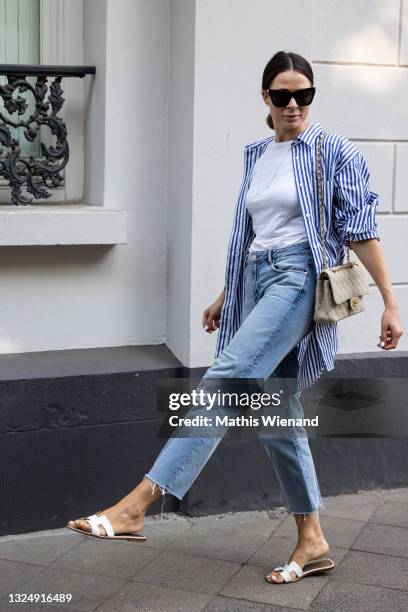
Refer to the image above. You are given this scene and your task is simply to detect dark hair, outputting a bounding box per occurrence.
[262,51,314,130]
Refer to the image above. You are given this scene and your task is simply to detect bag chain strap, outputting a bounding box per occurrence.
[316,131,350,270]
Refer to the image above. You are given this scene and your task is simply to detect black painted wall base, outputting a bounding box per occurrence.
[0,346,407,536]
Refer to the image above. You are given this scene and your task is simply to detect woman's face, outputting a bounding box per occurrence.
[262,70,312,132]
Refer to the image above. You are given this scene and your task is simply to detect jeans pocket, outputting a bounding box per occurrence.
[271,252,311,274]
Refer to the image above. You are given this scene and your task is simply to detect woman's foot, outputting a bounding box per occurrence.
[67,477,163,536]
[266,511,330,584]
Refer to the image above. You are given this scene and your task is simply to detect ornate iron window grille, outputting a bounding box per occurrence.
[0,64,95,206]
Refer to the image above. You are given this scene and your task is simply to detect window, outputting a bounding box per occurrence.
[0,0,41,158]
[0,0,86,205]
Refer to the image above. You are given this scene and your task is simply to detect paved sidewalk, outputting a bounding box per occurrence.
[1,487,408,611]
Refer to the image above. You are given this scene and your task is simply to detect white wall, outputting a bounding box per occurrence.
[83,0,107,207]
[97,0,169,347]
[189,0,317,366]
[166,0,196,364]
[311,0,408,353]
[0,0,170,353]
[1,0,406,363]
[187,0,408,366]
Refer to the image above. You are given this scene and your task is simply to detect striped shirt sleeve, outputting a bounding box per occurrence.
[333,150,380,245]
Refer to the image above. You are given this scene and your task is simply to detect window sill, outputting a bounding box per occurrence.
[0,205,127,246]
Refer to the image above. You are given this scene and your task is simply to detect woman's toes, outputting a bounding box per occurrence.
[68,518,91,532]
[79,519,91,532]
[266,571,284,583]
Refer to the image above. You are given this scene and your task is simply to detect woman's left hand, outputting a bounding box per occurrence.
[378,305,403,350]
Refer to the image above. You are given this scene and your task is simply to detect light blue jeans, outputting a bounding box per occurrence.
[145,240,326,517]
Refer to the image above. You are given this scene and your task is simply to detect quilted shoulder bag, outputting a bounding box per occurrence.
[313,131,370,323]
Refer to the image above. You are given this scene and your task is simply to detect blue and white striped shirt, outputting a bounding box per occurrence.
[214,122,380,392]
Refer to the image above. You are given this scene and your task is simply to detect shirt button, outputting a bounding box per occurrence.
[305,213,310,217]
[299,183,303,187]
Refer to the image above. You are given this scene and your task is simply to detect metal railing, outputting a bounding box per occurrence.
[0,64,95,205]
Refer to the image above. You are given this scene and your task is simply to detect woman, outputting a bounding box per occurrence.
[67,51,403,585]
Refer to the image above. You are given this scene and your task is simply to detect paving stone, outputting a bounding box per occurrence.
[190,511,283,536]
[248,535,348,570]
[311,579,408,611]
[144,512,194,535]
[0,559,45,598]
[114,513,195,549]
[2,493,408,611]
[376,487,408,503]
[220,563,329,610]
[0,525,83,542]
[53,536,160,579]
[14,566,127,612]
[204,595,297,611]
[271,514,365,549]
[369,500,408,528]
[331,549,408,590]
[352,523,408,558]
[188,510,287,529]
[319,491,382,522]
[124,525,183,549]
[0,531,80,565]
[133,550,241,594]
[1,606,82,612]
[97,580,212,611]
[166,511,282,563]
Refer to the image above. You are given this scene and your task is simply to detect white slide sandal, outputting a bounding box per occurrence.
[66,511,146,542]
[265,558,335,584]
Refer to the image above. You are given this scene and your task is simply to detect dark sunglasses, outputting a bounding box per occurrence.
[267,87,316,107]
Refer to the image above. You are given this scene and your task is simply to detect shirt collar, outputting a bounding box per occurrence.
[246,122,325,150]
[295,122,325,146]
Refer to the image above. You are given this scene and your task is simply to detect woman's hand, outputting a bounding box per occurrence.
[348,240,404,351]
[378,304,403,350]
[202,289,226,334]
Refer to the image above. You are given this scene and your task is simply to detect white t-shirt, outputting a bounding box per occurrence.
[245,136,308,251]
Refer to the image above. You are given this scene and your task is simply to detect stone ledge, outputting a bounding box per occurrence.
[0,344,180,380]
[0,204,127,245]
[0,347,407,534]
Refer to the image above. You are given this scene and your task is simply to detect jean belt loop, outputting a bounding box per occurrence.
[267,249,272,265]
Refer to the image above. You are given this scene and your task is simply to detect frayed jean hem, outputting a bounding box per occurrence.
[287,498,327,521]
[143,474,183,521]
